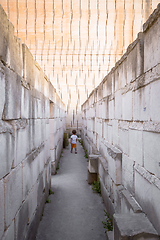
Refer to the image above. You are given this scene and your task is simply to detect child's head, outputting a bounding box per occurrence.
[72,130,76,135]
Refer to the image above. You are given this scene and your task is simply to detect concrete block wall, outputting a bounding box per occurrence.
[0,5,66,240]
[81,4,160,237]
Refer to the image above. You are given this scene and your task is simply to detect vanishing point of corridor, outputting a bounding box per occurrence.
[36,141,106,240]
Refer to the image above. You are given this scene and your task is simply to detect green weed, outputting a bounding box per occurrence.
[49,189,54,195]
[46,198,51,203]
[92,178,101,193]
[102,210,113,232]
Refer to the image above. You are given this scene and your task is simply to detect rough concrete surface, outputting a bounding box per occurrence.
[36,141,107,240]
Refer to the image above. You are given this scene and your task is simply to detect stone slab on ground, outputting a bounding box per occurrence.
[113,213,159,240]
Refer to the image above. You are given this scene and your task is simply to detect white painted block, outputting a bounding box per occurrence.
[3,68,21,120]
[0,179,4,239]
[33,119,42,149]
[115,90,122,120]
[106,144,122,185]
[135,169,160,235]
[21,87,30,119]
[16,125,29,166]
[0,132,15,179]
[122,90,132,121]
[49,119,54,134]
[129,129,143,165]
[0,68,5,119]
[15,199,29,240]
[28,183,38,223]
[108,99,114,119]
[150,80,160,121]
[133,85,150,121]
[108,125,113,145]
[143,131,160,178]
[119,128,129,155]
[122,154,134,194]
[23,154,40,199]
[112,120,119,146]
[144,17,160,72]
[1,220,14,240]
[4,164,23,227]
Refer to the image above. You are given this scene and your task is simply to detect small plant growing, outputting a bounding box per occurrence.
[56,164,59,171]
[92,178,101,193]
[102,210,113,232]
[46,198,51,203]
[49,189,54,195]
[84,149,88,159]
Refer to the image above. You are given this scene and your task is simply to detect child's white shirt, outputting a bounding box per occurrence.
[71,135,77,144]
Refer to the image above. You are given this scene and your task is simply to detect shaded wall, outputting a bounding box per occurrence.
[82,4,160,235]
[0,5,65,240]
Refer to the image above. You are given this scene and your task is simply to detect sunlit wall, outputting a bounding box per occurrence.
[0,0,159,128]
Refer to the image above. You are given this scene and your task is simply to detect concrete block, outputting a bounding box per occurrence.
[16,122,29,166]
[33,119,42,149]
[28,183,38,224]
[119,128,129,155]
[41,119,46,143]
[28,119,34,153]
[98,156,108,185]
[0,179,4,239]
[122,91,132,121]
[112,120,119,146]
[44,139,51,163]
[133,85,151,121]
[50,102,55,118]
[108,99,114,119]
[50,133,55,150]
[1,220,14,240]
[150,79,160,121]
[129,129,143,165]
[0,132,15,179]
[122,155,134,194]
[21,87,30,119]
[113,213,159,240]
[144,16,160,72]
[3,68,21,120]
[15,199,29,240]
[22,44,36,87]
[4,164,23,227]
[135,169,160,235]
[106,143,122,185]
[88,155,99,173]
[115,90,122,120]
[0,6,9,63]
[9,34,23,77]
[23,152,41,199]
[44,99,50,119]
[120,189,142,214]
[143,131,160,178]
[37,173,45,202]
[87,170,97,184]
[108,125,113,145]
[0,67,5,119]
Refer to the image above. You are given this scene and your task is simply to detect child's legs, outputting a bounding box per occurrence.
[71,143,74,152]
[74,144,77,153]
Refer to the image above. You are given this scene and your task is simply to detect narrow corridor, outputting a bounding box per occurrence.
[36,141,107,240]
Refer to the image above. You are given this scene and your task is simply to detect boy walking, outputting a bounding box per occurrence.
[70,130,78,154]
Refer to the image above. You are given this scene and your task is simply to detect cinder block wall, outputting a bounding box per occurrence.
[81,4,160,235]
[0,5,66,240]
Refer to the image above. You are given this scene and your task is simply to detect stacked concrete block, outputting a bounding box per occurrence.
[0,4,66,240]
[81,4,160,238]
